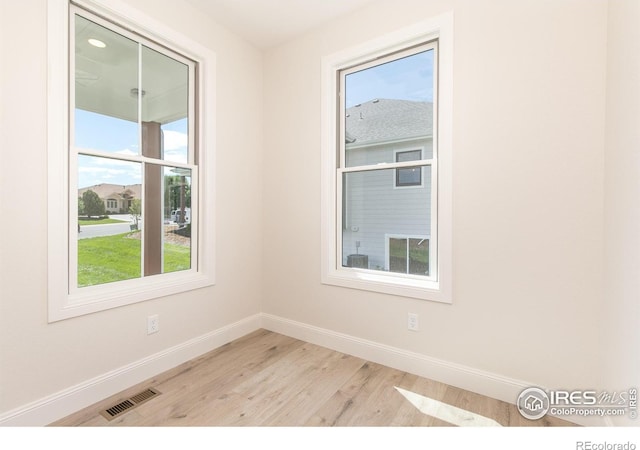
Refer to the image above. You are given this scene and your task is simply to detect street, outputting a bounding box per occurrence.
[78,215,137,239]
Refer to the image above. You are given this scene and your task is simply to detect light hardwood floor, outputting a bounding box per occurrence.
[51,330,577,427]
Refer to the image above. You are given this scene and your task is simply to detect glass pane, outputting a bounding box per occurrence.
[74,15,139,155]
[162,119,189,164]
[396,166,422,187]
[408,238,429,276]
[342,167,431,276]
[344,49,434,167]
[396,149,422,163]
[163,167,192,274]
[142,46,189,164]
[77,155,142,287]
[388,238,407,273]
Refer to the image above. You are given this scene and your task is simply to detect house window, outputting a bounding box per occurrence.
[47,0,216,321]
[395,150,423,187]
[321,13,453,302]
[71,7,198,287]
[340,43,435,279]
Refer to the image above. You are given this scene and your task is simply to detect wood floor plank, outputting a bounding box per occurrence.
[215,343,340,426]
[304,362,394,426]
[50,330,579,428]
[343,366,418,426]
[135,332,305,426]
[261,350,366,426]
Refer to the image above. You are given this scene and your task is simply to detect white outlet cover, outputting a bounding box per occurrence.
[408,313,419,331]
[147,315,159,334]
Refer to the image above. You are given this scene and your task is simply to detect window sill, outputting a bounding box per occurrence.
[321,268,451,303]
[49,271,214,322]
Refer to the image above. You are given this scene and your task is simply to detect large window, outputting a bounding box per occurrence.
[340,42,436,279]
[72,7,197,288]
[47,0,216,321]
[321,14,453,302]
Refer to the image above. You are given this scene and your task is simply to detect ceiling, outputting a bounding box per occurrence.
[73,1,379,125]
[75,14,189,124]
[185,0,377,49]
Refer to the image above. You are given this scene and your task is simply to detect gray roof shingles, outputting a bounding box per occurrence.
[345,99,432,146]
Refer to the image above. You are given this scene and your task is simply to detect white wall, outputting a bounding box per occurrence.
[603,0,640,427]
[262,0,607,394]
[1,0,635,427]
[0,0,263,417]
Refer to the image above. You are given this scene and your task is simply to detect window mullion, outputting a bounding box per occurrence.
[405,239,409,274]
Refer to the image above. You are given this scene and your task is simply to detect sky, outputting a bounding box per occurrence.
[345,48,434,108]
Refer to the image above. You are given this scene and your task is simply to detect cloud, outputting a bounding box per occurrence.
[115,148,138,156]
[78,156,141,188]
[78,166,127,175]
[161,130,188,164]
[163,130,188,151]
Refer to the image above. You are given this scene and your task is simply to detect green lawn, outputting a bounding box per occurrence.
[78,233,190,287]
[164,242,191,274]
[79,217,128,226]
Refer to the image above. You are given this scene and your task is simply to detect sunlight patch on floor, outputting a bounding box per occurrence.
[394,386,502,427]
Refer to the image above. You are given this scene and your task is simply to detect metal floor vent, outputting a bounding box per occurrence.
[100,388,161,421]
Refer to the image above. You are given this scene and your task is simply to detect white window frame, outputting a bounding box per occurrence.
[320,13,453,303]
[47,0,216,322]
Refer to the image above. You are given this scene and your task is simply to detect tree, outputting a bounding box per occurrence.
[129,199,142,229]
[164,174,191,217]
[78,197,85,216]
[82,190,105,218]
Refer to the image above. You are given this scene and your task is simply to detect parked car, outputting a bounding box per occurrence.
[170,208,191,224]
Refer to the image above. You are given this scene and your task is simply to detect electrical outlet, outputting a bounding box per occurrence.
[147,314,159,334]
[407,313,419,331]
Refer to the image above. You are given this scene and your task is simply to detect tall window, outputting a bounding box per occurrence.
[339,42,437,279]
[72,7,196,287]
[321,14,452,302]
[47,1,216,321]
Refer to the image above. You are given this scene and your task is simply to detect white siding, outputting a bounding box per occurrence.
[342,138,432,269]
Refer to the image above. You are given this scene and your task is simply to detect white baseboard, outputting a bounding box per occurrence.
[0,312,608,427]
[0,313,261,427]
[260,313,607,427]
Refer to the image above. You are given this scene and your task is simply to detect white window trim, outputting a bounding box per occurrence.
[393,148,425,189]
[320,13,453,303]
[47,0,216,322]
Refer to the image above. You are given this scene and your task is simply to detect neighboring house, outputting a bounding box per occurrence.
[78,183,142,214]
[342,98,433,275]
